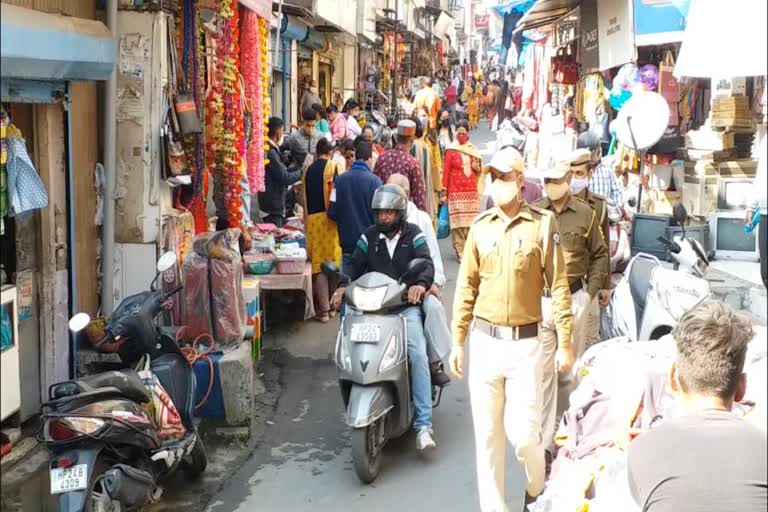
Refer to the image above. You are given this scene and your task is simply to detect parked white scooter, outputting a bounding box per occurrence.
[601,204,711,341]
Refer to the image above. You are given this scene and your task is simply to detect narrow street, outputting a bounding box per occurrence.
[205,125,528,512]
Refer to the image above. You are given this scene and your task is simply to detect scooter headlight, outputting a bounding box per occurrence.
[351,286,388,312]
[378,333,403,374]
[335,328,351,372]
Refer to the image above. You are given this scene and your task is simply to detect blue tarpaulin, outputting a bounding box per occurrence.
[492,0,536,17]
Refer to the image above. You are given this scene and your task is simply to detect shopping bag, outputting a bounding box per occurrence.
[437,205,450,239]
[551,43,579,85]
[137,356,187,441]
[658,51,680,127]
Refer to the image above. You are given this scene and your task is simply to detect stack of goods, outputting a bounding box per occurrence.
[531,332,766,511]
[682,101,758,218]
[274,244,307,274]
[182,229,246,345]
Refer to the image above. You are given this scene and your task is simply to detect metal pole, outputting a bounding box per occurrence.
[391,0,398,113]
[101,0,117,316]
[275,0,284,62]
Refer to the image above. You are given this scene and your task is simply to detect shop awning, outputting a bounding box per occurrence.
[0,3,115,81]
[674,0,767,78]
[513,0,580,33]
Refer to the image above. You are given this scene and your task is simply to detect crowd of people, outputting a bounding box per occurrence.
[257,74,766,510]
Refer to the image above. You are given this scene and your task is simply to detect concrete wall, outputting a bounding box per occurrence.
[114,10,172,245]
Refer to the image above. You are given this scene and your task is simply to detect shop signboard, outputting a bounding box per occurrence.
[634,0,690,46]
[597,0,634,71]
[579,0,599,72]
[474,14,489,30]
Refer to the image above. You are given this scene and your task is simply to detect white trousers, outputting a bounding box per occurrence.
[469,327,545,512]
[539,288,591,452]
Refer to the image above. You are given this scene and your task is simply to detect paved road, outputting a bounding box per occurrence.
[205,125,529,512]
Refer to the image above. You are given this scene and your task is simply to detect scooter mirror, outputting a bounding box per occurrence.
[673,203,688,227]
[400,258,429,284]
[157,251,177,272]
[69,313,92,333]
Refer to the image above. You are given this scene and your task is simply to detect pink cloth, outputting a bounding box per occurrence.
[330,114,349,141]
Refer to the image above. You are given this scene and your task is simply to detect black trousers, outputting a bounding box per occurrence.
[760,213,767,289]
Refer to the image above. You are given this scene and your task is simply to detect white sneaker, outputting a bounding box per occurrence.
[416,427,436,452]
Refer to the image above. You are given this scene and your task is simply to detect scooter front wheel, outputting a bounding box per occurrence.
[350,421,384,484]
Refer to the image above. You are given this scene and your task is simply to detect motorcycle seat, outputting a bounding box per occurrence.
[628,256,657,329]
[74,370,151,404]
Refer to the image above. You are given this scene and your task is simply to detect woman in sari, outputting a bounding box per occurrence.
[302,138,342,323]
[442,120,483,261]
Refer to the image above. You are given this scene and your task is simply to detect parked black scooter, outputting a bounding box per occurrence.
[41,252,207,511]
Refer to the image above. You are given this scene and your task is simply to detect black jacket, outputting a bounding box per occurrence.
[348,222,434,289]
[258,142,303,218]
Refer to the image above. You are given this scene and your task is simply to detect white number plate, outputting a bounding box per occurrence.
[350,323,381,343]
[50,464,88,494]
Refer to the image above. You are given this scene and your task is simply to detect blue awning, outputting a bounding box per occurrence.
[492,0,536,17]
[0,4,115,82]
[301,29,326,50]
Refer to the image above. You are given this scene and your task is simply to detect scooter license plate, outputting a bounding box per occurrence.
[50,464,88,494]
[350,323,381,342]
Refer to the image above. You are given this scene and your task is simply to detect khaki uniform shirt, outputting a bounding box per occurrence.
[577,189,611,289]
[452,204,573,349]
[532,195,609,299]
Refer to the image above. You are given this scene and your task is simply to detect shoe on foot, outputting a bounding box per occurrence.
[315,314,330,323]
[416,427,436,452]
[430,363,451,387]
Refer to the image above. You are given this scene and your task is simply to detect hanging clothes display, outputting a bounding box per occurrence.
[0,109,7,235]
[6,125,48,216]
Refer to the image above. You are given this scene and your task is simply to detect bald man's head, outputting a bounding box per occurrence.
[386,174,411,199]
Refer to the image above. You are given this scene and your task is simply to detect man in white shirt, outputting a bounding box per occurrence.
[387,174,451,386]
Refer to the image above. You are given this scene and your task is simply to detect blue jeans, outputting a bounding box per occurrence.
[401,306,433,431]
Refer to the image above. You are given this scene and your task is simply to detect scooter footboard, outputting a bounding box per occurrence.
[346,384,394,429]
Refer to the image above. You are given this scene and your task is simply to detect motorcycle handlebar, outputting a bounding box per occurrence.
[657,236,681,254]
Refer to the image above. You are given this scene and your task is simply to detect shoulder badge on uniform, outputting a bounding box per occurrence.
[552,232,561,245]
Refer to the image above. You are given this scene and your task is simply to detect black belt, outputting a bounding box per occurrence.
[542,279,584,298]
[474,318,538,340]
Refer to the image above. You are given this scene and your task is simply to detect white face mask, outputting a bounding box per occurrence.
[569,177,589,195]
[545,181,569,201]
[490,178,520,207]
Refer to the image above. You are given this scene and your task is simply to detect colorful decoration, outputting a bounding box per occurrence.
[218,0,245,227]
[240,10,266,193]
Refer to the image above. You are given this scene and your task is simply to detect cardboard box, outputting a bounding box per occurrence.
[685,160,718,177]
[685,128,734,151]
[685,149,735,162]
[683,175,718,217]
[711,117,755,130]
[650,190,681,215]
[718,159,758,177]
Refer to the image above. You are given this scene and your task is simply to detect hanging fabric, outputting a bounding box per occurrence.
[6,126,48,215]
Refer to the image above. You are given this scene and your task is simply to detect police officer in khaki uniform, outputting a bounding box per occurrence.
[533,161,608,458]
[568,148,612,348]
[449,148,573,511]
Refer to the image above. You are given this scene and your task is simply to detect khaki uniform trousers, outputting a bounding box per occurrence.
[451,227,470,261]
[584,295,601,350]
[469,326,545,512]
[539,288,591,452]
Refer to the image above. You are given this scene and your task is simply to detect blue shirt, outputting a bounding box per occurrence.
[327,160,382,254]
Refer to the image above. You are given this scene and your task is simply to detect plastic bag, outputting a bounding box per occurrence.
[437,205,450,239]
[137,356,186,441]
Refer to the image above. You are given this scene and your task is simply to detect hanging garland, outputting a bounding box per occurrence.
[189,6,210,233]
[259,17,270,192]
[240,10,261,194]
[219,0,245,227]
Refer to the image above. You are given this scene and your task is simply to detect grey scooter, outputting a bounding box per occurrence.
[322,259,446,484]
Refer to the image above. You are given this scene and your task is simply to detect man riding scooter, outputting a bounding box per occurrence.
[331,184,437,452]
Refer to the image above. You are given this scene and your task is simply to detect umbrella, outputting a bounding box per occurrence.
[675,0,767,78]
